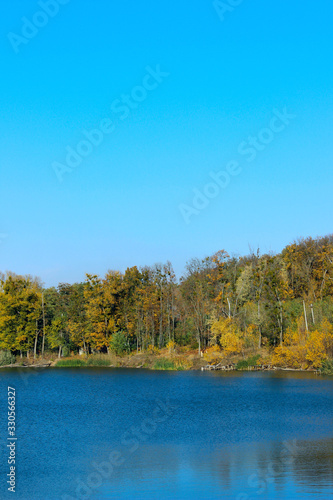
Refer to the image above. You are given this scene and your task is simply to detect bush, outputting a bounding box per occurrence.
[146,344,160,355]
[271,344,306,369]
[235,354,260,370]
[61,346,70,358]
[203,346,223,364]
[166,340,176,354]
[0,351,16,366]
[109,331,129,356]
[319,359,333,376]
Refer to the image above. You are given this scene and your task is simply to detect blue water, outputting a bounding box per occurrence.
[0,368,332,499]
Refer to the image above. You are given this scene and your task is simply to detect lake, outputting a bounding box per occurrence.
[0,368,332,499]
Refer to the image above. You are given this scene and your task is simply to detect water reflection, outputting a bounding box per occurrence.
[93,439,333,499]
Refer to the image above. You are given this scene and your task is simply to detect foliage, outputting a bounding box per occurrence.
[203,346,223,364]
[271,344,306,369]
[0,350,16,366]
[1,234,333,376]
[146,345,160,355]
[166,340,176,354]
[271,319,333,369]
[109,331,129,356]
[61,346,70,358]
[319,359,333,376]
[0,275,42,353]
[210,317,244,355]
[235,355,261,370]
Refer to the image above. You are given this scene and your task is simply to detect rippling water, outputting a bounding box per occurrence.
[0,368,332,499]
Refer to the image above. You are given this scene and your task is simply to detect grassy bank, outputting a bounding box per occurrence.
[52,348,333,374]
[54,350,202,370]
[1,347,332,374]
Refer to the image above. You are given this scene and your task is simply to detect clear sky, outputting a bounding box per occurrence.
[1,0,332,286]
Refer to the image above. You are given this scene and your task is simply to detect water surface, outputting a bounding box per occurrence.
[0,368,332,499]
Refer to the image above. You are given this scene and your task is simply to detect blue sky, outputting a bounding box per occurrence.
[1,0,332,286]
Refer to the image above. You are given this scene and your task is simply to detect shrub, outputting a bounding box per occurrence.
[203,346,222,364]
[235,354,260,370]
[166,340,176,354]
[271,320,333,370]
[271,344,306,369]
[0,351,16,366]
[319,359,333,376]
[109,331,129,356]
[305,322,333,368]
[235,359,249,370]
[61,346,70,358]
[146,344,160,355]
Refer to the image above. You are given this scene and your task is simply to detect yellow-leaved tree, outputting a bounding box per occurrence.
[210,317,244,356]
[272,318,333,369]
[305,319,333,368]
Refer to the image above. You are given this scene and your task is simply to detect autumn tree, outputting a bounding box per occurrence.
[0,274,42,356]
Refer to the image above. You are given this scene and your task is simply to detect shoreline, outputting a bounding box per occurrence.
[0,361,323,375]
[1,349,331,375]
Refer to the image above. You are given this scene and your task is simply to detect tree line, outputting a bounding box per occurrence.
[1,235,333,368]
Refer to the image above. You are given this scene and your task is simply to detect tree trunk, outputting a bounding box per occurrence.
[197,328,201,356]
[151,312,155,347]
[34,319,38,359]
[159,289,163,348]
[42,293,46,357]
[227,297,231,319]
[171,294,175,342]
[58,345,62,358]
[258,301,262,348]
[82,338,87,356]
[280,311,283,346]
[276,305,283,346]
[303,300,309,332]
[310,303,315,325]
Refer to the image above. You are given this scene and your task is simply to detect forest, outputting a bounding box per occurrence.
[1,235,333,372]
